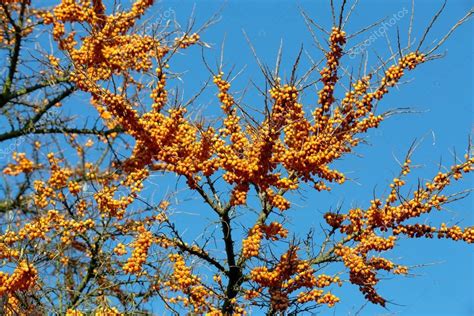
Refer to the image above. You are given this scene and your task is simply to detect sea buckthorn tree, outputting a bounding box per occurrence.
[0,0,472,315]
[0,0,124,222]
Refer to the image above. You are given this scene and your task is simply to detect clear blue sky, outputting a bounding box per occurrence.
[20,0,474,315]
[153,1,473,315]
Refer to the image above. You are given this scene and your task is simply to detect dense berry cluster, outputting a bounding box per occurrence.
[161,254,219,314]
[123,228,153,274]
[242,222,288,258]
[0,261,37,296]
[250,246,342,312]
[3,152,35,175]
[318,27,346,111]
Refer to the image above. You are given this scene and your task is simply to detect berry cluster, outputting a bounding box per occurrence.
[175,33,200,49]
[123,229,153,274]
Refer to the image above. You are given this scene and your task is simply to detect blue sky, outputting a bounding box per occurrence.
[5,0,472,315]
